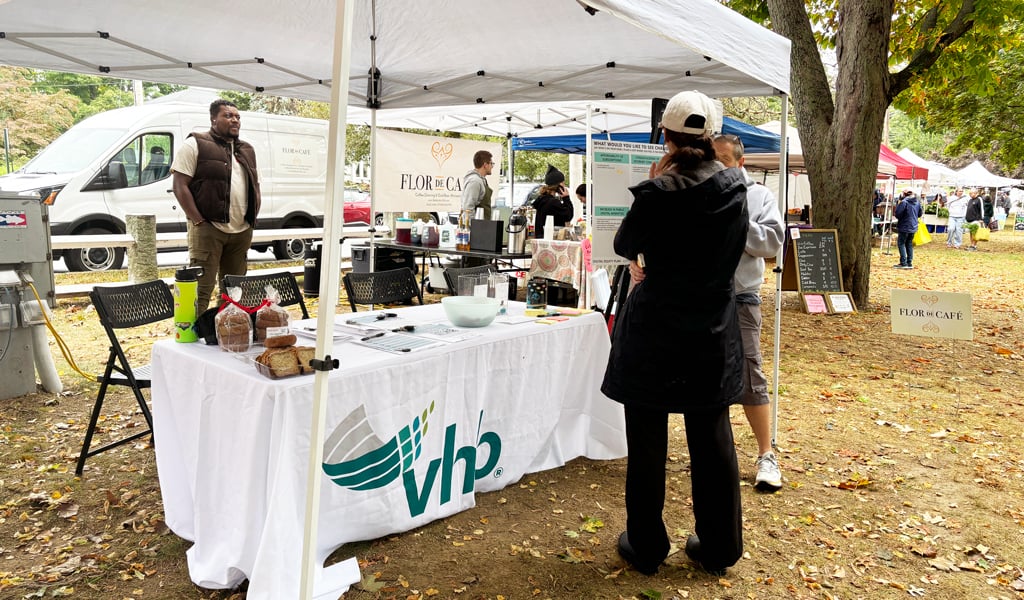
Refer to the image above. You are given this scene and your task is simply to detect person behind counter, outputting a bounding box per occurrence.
[460,150,494,220]
[602,90,748,577]
[532,165,574,239]
[171,99,261,313]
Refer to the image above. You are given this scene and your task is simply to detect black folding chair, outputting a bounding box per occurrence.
[222,271,310,318]
[77,280,174,475]
[342,268,423,311]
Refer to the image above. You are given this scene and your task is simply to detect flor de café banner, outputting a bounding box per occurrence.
[374,129,503,214]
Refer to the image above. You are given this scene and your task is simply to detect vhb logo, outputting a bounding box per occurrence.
[321,403,502,517]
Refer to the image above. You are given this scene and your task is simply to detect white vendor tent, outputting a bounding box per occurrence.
[926,160,962,187]
[953,161,1022,188]
[0,1,792,599]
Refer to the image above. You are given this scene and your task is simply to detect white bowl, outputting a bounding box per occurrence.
[441,296,501,328]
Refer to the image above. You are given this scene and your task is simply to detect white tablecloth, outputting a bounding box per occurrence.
[152,303,625,600]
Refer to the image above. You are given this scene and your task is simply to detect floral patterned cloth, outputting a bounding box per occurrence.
[528,239,586,307]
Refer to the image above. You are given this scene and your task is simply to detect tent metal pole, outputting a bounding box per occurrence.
[370,108,378,276]
[299,0,355,598]
[585,103,593,308]
[770,93,789,451]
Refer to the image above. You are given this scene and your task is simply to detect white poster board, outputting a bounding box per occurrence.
[374,130,503,213]
[590,139,664,271]
[890,289,973,340]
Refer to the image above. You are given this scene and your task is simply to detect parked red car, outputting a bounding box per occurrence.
[343,189,373,224]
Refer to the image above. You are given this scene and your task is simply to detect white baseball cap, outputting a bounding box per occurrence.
[661,90,716,135]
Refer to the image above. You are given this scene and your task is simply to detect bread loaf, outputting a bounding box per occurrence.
[264,333,297,348]
[217,312,252,352]
[254,345,316,378]
[255,308,289,341]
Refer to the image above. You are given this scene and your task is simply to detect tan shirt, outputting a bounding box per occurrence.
[171,136,249,233]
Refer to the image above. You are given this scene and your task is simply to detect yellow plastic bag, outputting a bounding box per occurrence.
[975,223,990,241]
[913,218,932,246]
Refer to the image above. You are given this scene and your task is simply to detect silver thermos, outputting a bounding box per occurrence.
[507,208,528,254]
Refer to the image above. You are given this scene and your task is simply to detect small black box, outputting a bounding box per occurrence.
[351,245,416,274]
[470,219,504,253]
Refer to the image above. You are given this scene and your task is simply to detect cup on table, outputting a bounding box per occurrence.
[488,273,510,301]
[458,274,489,297]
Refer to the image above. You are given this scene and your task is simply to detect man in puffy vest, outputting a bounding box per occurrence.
[172,99,261,312]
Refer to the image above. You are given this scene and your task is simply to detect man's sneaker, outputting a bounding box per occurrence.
[755,452,782,491]
[892,264,908,269]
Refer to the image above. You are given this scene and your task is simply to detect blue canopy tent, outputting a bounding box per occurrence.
[511,115,781,154]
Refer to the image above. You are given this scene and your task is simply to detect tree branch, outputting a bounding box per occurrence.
[888,0,976,102]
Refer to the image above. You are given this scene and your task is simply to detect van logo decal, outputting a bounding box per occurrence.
[431,142,454,168]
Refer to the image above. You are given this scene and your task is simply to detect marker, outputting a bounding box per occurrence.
[361,332,386,341]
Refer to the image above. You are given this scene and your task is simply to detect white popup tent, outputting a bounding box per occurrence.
[0,1,791,598]
[953,161,1022,188]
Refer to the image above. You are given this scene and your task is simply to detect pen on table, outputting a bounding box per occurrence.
[361,332,386,341]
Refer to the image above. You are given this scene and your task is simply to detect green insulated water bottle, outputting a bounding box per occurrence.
[174,267,204,343]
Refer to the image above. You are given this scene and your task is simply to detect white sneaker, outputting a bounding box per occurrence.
[755,452,782,491]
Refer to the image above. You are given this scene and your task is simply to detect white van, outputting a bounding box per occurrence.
[0,103,329,271]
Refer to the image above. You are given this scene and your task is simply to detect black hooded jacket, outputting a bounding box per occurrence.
[601,162,748,413]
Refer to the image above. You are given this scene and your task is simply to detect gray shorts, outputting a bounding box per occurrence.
[737,302,769,406]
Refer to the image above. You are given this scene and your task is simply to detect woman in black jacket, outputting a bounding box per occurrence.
[602,90,748,576]
[532,165,574,239]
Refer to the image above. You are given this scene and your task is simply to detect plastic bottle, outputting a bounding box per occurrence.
[439,219,457,249]
[411,218,424,245]
[456,209,473,251]
[422,221,439,247]
[173,267,204,342]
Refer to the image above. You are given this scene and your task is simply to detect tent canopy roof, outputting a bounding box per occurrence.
[0,0,789,108]
[508,115,781,154]
[954,161,1021,188]
[879,144,928,180]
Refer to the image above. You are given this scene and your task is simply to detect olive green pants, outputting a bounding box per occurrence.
[188,222,253,313]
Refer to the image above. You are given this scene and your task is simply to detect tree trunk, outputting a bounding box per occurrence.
[767,0,892,308]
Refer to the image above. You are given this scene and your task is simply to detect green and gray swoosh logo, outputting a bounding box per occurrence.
[322,402,434,491]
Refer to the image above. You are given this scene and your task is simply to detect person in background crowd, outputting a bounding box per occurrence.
[532,165,574,239]
[964,188,986,251]
[603,90,747,577]
[945,188,968,249]
[893,189,922,269]
[575,183,588,220]
[712,133,785,491]
[872,189,887,236]
[460,150,494,220]
[171,99,261,312]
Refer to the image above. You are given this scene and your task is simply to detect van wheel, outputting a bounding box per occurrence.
[65,227,125,272]
[273,235,308,261]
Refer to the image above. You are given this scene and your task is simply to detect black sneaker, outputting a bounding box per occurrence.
[892,264,907,269]
[617,531,661,575]
[684,535,727,576]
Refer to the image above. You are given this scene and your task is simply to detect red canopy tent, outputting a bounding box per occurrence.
[879,144,929,180]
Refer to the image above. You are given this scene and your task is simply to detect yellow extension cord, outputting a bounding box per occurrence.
[25,280,98,383]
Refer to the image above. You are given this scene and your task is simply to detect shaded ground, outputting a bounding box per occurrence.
[1,231,1023,600]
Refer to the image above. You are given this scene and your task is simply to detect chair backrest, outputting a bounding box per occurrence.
[90,280,175,332]
[222,271,309,319]
[442,264,496,295]
[342,268,423,311]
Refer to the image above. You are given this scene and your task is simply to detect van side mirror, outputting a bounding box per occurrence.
[83,161,129,191]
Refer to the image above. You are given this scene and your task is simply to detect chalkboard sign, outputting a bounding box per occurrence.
[781,228,843,293]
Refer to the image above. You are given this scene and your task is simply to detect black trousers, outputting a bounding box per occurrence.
[624,403,743,570]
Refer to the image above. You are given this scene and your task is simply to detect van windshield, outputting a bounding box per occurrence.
[21,128,127,175]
